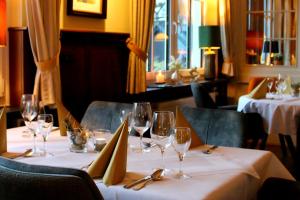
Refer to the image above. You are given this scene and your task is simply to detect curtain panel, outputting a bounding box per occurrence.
[127,0,155,94]
[25,0,61,105]
[219,0,234,77]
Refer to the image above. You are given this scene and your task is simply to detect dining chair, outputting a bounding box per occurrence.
[257,177,300,200]
[0,156,103,200]
[178,106,267,149]
[81,101,133,132]
[190,82,237,110]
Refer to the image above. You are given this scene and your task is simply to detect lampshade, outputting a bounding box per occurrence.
[263,41,279,53]
[198,26,220,48]
[0,0,6,47]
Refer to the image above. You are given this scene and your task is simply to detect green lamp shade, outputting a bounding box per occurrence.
[199,26,220,48]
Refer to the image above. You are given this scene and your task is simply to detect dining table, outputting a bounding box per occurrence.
[237,94,300,158]
[7,126,295,200]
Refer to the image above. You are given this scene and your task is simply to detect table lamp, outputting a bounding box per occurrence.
[262,40,279,65]
[199,25,220,80]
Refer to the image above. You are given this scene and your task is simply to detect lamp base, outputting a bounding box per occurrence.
[204,53,215,80]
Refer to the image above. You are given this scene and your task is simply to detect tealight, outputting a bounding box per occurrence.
[94,138,106,152]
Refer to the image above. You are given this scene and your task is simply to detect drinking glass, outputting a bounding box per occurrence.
[132,102,152,152]
[37,114,53,156]
[150,111,175,172]
[20,94,39,154]
[267,78,273,93]
[172,127,191,179]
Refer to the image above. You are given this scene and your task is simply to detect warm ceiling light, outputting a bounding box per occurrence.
[0,0,6,47]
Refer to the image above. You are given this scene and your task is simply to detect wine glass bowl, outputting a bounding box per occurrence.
[172,127,191,179]
[132,102,152,152]
[150,111,175,172]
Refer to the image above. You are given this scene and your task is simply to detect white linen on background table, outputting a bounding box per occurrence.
[7,126,294,200]
[238,94,300,135]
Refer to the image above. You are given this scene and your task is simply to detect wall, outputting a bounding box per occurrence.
[61,0,130,33]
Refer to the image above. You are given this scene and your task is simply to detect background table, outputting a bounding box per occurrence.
[7,127,294,200]
[238,95,300,158]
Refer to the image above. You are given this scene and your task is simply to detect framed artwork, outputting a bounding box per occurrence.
[67,0,107,19]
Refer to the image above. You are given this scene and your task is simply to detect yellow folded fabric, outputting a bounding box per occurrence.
[175,107,203,149]
[0,107,6,154]
[283,76,292,94]
[247,78,267,99]
[87,119,128,186]
[56,100,81,136]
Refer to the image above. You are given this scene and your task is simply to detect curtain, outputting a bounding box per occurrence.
[25,0,61,105]
[127,0,155,94]
[219,0,234,77]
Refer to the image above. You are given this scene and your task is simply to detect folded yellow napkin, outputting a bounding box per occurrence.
[283,76,292,94]
[56,100,81,136]
[247,78,267,99]
[175,107,203,149]
[0,107,7,154]
[87,119,128,186]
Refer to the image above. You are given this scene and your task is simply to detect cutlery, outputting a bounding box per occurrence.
[123,169,163,189]
[132,170,163,190]
[81,161,93,170]
[202,145,218,154]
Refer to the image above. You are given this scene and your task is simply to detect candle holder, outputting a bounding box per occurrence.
[155,70,166,84]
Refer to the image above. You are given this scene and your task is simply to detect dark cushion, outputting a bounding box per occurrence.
[0,156,103,200]
[191,83,217,109]
[179,106,267,148]
[81,101,133,132]
[257,177,300,200]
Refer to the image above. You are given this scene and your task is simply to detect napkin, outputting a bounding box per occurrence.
[56,100,81,136]
[283,75,292,94]
[175,107,203,149]
[87,119,128,186]
[247,78,267,99]
[0,107,6,154]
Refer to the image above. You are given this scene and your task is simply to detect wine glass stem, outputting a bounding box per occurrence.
[178,153,184,174]
[33,132,37,153]
[43,137,47,154]
[161,149,165,169]
[139,135,143,150]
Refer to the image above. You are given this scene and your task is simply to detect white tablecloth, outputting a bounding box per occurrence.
[7,127,295,200]
[238,95,300,135]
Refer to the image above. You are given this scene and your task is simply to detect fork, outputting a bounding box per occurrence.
[202,145,218,154]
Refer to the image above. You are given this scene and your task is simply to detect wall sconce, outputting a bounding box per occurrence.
[0,0,6,47]
[199,25,220,80]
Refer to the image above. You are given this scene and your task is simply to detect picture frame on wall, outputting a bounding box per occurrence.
[67,0,107,19]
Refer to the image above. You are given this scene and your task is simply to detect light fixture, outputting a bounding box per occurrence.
[199,25,220,80]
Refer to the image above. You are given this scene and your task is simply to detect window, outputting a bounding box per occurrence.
[148,0,201,72]
[246,0,297,67]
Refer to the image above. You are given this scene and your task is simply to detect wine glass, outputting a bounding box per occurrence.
[267,78,273,93]
[36,114,53,156]
[172,127,191,179]
[20,94,39,154]
[132,102,152,152]
[150,111,175,173]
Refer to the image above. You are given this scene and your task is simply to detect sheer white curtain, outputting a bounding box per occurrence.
[219,0,234,77]
[25,0,61,105]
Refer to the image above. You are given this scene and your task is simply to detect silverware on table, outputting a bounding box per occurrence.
[202,145,218,154]
[123,169,163,189]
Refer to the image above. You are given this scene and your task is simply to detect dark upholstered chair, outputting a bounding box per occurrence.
[179,106,267,149]
[0,156,103,200]
[190,83,237,110]
[257,177,300,200]
[81,101,133,132]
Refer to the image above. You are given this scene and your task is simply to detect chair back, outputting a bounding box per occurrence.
[81,101,133,132]
[0,157,103,200]
[179,106,267,148]
[190,83,217,109]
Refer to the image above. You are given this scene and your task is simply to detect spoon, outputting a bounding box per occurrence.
[132,170,163,190]
[202,145,218,154]
[123,169,164,189]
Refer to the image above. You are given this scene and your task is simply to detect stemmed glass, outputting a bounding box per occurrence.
[20,94,38,154]
[37,114,53,156]
[172,127,191,179]
[150,111,175,173]
[267,78,273,93]
[132,102,152,152]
